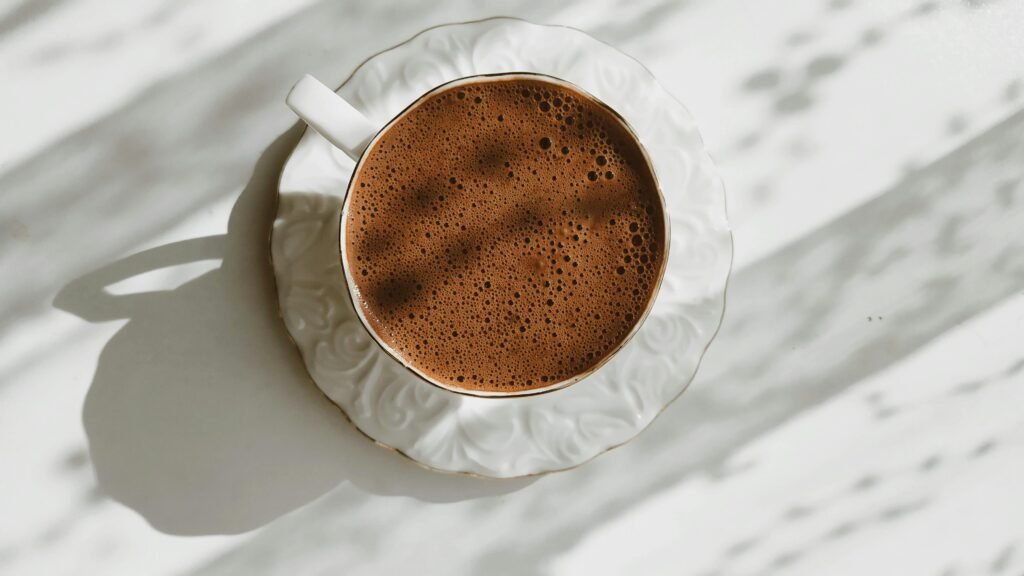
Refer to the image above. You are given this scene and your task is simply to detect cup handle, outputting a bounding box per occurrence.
[286,74,377,160]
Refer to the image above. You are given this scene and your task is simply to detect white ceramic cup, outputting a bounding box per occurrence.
[285,73,669,397]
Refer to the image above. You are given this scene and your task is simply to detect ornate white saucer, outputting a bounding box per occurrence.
[271,17,732,478]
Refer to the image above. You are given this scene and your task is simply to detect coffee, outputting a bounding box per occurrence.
[343,75,666,394]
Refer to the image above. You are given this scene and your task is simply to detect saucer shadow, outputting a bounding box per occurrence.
[54,126,533,536]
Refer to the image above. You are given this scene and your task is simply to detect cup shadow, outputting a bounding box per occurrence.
[53,126,533,536]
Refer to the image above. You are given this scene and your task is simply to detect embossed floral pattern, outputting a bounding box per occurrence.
[272,19,732,477]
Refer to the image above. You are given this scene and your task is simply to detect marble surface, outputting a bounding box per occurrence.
[1,0,1022,574]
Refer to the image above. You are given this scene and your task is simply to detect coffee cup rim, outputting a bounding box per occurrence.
[338,72,671,398]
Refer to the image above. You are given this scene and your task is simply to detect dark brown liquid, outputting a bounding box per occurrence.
[344,76,666,393]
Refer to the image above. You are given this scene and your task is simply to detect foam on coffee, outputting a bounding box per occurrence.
[344,76,666,393]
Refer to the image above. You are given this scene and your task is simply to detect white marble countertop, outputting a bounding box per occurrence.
[2,1,1022,575]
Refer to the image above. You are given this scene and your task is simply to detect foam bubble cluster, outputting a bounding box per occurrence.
[345,77,665,393]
